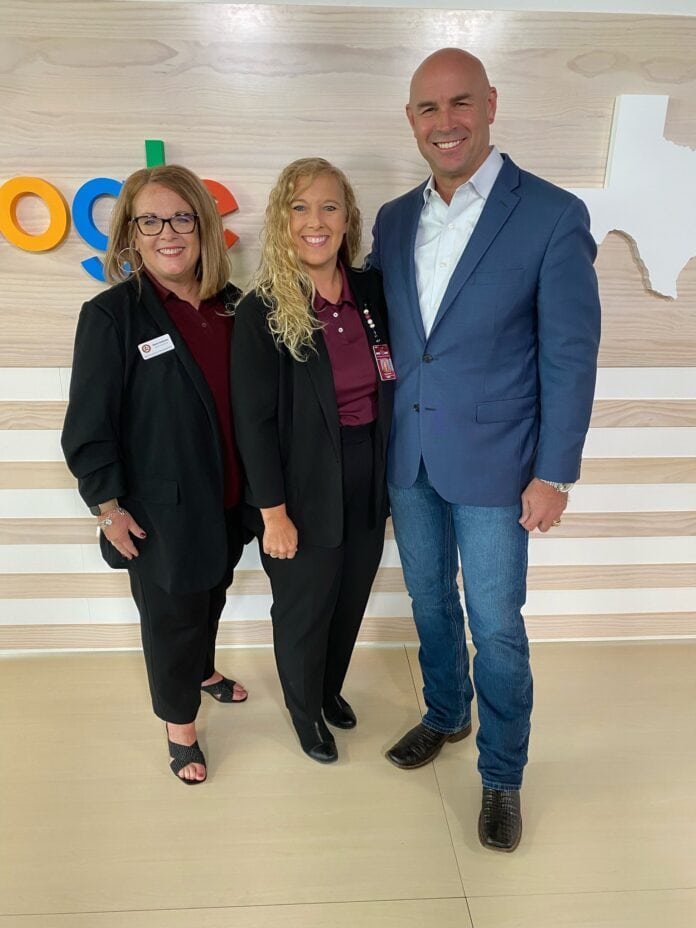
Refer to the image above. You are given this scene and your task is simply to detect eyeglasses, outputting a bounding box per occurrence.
[131,213,198,235]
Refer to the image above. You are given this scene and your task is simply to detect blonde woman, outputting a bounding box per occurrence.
[62,165,248,785]
[231,158,394,762]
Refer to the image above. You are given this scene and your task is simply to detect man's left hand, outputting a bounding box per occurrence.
[519,478,568,533]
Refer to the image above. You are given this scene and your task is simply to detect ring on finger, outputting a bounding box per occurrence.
[551,519,562,527]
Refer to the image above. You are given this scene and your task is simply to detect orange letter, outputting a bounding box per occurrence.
[203,178,239,249]
[0,176,70,251]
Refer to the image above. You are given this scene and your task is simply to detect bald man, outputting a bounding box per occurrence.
[368,49,600,852]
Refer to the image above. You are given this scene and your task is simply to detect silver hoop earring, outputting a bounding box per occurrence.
[116,247,143,276]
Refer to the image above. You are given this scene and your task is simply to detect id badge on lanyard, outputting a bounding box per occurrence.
[372,344,397,381]
[363,303,397,381]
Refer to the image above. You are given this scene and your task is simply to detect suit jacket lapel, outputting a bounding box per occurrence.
[401,184,427,344]
[428,156,521,338]
[304,327,342,462]
[134,276,224,466]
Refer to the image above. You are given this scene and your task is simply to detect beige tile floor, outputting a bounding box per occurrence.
[1,641,695,927]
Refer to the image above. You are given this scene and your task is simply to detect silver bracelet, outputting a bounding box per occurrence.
[97,506,127,528]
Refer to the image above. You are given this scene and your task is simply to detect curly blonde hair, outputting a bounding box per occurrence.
[103,164,230,299]
[252,158,362,361]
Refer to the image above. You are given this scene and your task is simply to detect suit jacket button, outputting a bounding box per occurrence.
[413,404,420,412]
[423,354,433,362]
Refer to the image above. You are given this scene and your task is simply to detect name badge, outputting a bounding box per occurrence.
[373,344,397,381]
[138,334,175,360]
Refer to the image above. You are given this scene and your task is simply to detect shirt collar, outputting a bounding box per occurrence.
[422,145,504,205]
[144,269,220,310]
[313,262,355,312]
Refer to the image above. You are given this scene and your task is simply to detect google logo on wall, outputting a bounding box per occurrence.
[0,140,239,281]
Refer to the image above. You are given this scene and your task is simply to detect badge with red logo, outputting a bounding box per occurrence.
[138,334,175,360]
[373,344,397,381]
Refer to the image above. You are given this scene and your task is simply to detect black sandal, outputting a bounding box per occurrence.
[166,727,207,785]
[201,675,248,704]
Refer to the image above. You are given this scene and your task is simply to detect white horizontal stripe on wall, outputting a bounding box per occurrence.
[524,588,696,615]
[567,485,696,512]
[0,369,69,401]
[0,490,84,518]
[527,537,696,566]
[582,430,696,457]
[0,543,267,573]
[0,432,65,462]
[2,485,695,518]
[3,536,696,573]
[0,546,93,573]
[3,587,696,626]
[4,537,696,572]
[4,427,696,463]
[594,369,696,400]
[3,367,696,403]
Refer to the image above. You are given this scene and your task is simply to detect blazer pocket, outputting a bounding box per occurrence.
[129,476,179,504]
[476,395,538,423]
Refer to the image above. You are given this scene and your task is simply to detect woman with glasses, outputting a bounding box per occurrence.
[62,165,248,785]
[231,158,393,763]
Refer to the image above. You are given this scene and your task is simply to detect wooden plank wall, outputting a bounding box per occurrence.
[1,2,695,648]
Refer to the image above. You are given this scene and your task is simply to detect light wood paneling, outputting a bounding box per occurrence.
[0,518,94,545]
[387,512,696,540]
[1,458,694,490]
[4,398,696,432]
[0,401,66,429]
[580,457,696,484]
[526,563,696,589]
[3,612,696,650]
[0,570,267,598]
[591,400,696,428]
[1,512,695,547]
[0,6,695,367]
[545,512,696,538]
[0,462,76,489]
[1,562,694,598]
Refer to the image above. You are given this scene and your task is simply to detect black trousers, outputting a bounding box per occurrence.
[260,424,386,724]
[128,507,244,724]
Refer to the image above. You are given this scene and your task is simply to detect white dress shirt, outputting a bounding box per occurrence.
[415,146,504,338]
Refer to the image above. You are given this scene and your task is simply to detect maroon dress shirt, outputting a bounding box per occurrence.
[313,264,378,427]
[146,273,242,508]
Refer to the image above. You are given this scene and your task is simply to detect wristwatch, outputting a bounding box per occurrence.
[538,478,574,493]
[89,502,119,515]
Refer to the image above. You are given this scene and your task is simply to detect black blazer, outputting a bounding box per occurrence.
[62,275,241,594]
[230,265,393,548]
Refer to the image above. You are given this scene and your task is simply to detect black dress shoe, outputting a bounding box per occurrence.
[478,787,522,852]
[386,721,472,769]
[290,715,338,764]
[323,694,357,729]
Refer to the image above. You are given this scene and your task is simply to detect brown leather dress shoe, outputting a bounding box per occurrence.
[385,721,472,769]
[478,787,522,852]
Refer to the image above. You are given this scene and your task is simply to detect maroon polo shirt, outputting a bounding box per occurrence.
[313,265,377,427]
[146,272,242,508]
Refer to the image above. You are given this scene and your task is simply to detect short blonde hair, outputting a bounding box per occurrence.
[252,158,362,361]
[104,164,230,299]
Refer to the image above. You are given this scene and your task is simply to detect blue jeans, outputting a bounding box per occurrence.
[389,461,532,790]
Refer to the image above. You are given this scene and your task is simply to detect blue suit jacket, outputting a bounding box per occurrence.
[369,154,601,506]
